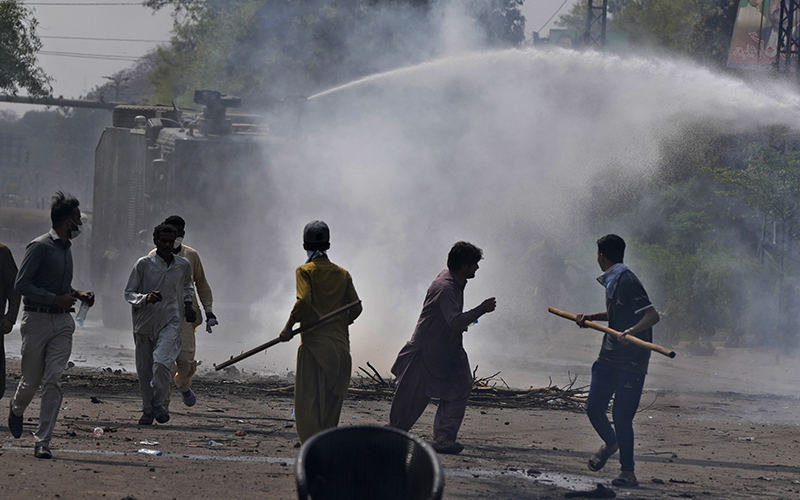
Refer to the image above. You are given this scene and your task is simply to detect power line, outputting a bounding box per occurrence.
[538,0,572,33]
[39,50,142,61]
[40,35,168,43]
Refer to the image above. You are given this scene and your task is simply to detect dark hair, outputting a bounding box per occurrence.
[50,191,80,227]
[447,241,483,271]
[597,234,625,263]
[303,241,330,252]
[163,215,186,228]
[153,223,177,240]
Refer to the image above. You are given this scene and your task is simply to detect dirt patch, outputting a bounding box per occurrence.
[2,363,800,500]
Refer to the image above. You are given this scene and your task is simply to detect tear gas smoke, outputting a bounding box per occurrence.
[218,48,800,395]
[22,3,800,399]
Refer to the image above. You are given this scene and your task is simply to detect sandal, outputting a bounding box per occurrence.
[611,471,638,487]
[587,443,618,472]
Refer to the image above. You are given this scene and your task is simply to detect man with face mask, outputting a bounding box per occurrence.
[127,224,195,426]
[149,215,216,409]
[9,191,94,459]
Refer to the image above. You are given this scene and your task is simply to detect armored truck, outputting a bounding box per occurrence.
[92,91,281,328]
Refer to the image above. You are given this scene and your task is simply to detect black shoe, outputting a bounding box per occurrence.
[612,471,638,487]
[34,445,52,459]
[154,406,170,424]
[431,438,464,455]
[138,412,155,426]
[8,404,23,439]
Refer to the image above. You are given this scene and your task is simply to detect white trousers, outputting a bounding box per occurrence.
[12,311,74,447]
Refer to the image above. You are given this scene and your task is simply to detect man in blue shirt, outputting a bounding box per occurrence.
[576,234,659,487]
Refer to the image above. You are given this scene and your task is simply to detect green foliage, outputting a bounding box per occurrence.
[0,0,51,97]
[667,211,710,253]
[577,120,800,346]
[87,52,160,105]
[555,1,586,31]
[707,130,800,346]
[556,0,738,67]
[710,133,800,241]
[145,0,526,107]
[472,0,526,47]
[689,0,738,67]
[611,0,705,51]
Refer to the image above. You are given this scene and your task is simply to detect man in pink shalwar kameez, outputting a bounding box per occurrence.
[388,241,496,454]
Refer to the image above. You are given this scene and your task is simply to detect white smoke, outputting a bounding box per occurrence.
[210,47,800,391]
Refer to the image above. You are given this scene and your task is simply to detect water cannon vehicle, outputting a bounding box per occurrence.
[92,90,281,327]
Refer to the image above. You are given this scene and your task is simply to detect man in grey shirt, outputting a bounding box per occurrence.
[125,224,195,425]
[9,192,94,459]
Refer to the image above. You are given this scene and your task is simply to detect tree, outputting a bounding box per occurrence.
[709,130,800,348]
[556,0,628,31]
[711,132,800,271]
[87,51,160,105]
[144,0,526,107]
[0,0,51,97]
[471,0,526,47]
[556,0,738,67]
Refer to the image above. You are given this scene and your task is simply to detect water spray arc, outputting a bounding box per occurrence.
[275,47,800,389]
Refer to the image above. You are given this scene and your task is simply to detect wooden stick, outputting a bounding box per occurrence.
[214,300,362,371]
[548,306,676,359]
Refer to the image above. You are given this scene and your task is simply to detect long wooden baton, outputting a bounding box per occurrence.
[548,306,676,359]
[214,300,362,371]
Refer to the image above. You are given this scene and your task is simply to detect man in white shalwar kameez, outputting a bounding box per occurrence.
[125,224,195,425]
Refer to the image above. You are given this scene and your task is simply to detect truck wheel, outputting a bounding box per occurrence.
[112,105,180,128]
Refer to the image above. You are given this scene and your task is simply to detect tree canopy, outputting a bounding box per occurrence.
[0,0,51,97]
[557,0,738,67]
[145,0,526,107]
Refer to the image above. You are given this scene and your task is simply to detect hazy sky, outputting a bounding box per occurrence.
[523,0,579,35]
[0,1,174,114]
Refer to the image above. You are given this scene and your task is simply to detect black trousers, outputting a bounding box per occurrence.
[1,332,5,400]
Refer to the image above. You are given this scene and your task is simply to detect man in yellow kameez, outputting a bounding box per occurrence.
[279,220,362,442]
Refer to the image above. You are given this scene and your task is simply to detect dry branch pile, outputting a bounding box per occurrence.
[56,362,588,413]
[350,364,589,412]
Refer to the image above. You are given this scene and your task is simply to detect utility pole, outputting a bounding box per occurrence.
[103,75,130,101]
[584,0,608,50]
[775,0,800,77]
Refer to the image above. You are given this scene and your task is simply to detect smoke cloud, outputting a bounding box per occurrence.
[114,3,800,397]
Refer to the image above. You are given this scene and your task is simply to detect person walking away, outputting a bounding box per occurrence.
[0,241,21,400]
[9,192,94,459]
[125,224,195,425]
[388,241,496,455]
[150,215,217,409]
[279,220,362,443]
[575,234,660,487]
